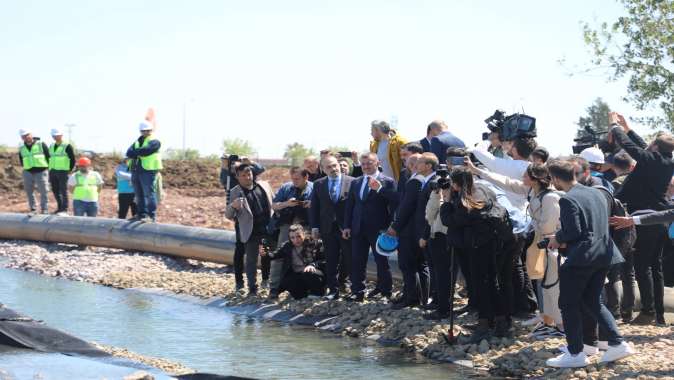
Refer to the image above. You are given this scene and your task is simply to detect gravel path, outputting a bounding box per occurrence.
[2,239,673,379]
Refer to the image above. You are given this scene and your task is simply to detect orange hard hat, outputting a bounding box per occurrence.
[77,157,91,167]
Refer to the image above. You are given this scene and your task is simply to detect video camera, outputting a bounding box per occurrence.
[429,164,451,191]
[572,125,610,154]
[482,109,537,141]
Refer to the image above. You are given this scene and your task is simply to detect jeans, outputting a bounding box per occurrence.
[23,170,49,213]
[132,170,158,219]
[118,193,137,219]
[558,265,623,355]
[633,224,666,315]
[73,200,98,217]
[49,170,69,212]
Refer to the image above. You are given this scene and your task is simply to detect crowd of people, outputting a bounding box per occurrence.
[16,111,674,370]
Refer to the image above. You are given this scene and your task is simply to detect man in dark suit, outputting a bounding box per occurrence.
[398,142,425,195]
[413,153,440,308]
[343,153,398,301]
[609,112,674,325]
[545,159,633,368]
[387,157,431,309]
[310,155,355,299]
[428,120,465,164]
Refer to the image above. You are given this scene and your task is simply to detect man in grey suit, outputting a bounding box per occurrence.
[225,164,274,296]
[545,160,634,368]
[310,155,355,299]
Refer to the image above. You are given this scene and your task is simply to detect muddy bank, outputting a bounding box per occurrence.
[1,240,673,379]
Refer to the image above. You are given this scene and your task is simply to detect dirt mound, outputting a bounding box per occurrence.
[0,153,289,193]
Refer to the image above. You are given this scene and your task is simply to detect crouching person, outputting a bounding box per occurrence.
[261,224,326,300]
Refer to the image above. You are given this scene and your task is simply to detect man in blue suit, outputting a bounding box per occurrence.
[428,120,465,164]
[420,125,432,153]
[343,153,398,301]
[545,159,634,368]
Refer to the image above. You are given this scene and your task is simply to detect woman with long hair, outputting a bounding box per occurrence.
[440,167,508,342]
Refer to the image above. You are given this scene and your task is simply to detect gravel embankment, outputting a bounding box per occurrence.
[2,240,673,379]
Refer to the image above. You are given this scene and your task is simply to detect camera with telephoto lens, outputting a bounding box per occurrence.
[572,125,612,154]
[537,238,550,249]
[483,109,537,141]
[429,164,451,191]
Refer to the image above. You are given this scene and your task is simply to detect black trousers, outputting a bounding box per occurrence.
[664,240,674,287]
[430,233,452,314]
[49,170,69,212]
[234,223,245,287]
[280,271,325,299]
[398,234,430,303]
[118,193,137,219]
[469,240,504,321]
[512,235,538,313]
[633,224,666,315]
[350,232,392,296]
[559,265,623,355]
[456,246,474,307]
[323,225,351,293]
[496,238,517,319]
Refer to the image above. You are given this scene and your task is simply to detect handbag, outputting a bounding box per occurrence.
[525,231,546,280]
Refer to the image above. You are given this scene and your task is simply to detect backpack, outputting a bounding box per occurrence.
[483,200,514,243]
[593,186,637,255]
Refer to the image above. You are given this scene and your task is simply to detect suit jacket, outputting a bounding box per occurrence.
[420,138,432,153]
[309,175,354,234]
[414,174,438,241]
[612,127,674,212]
[391,175,423,237]
[430,131,465,164]
[555,184,623,268]
[637,207,674,226]
[224,180,274,243]
[344,174,398,237]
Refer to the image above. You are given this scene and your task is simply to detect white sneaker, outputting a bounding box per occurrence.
[546,351,590,368]
[559,344,599,356]
[600,341,635,363]
[598,341,609,351]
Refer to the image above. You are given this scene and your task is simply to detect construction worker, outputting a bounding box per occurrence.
[68,157,103,217]
[48,128,76,215]
[126,120,162,222]
[18,129,51,214]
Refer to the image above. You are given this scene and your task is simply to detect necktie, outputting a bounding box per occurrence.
[329,179,338,203]
[362,176,370,200]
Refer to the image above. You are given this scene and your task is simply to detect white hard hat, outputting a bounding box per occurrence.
[19,129,31,137]
[50,128,64,136]
[580,147,605,164]
[139,121,153,131]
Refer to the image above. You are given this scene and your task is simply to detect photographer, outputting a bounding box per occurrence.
[440,167,509,342]
[261,224,326,300]
[268,167,314,298]
[467,160,565,339]
[608,112,674,326]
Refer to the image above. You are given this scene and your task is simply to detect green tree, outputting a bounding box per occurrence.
[582,0,674,129]
[221,138,256,157]
[575,98,612,140]
[284,142,316,167]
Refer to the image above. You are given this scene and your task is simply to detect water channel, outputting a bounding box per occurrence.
[0,265,471,379]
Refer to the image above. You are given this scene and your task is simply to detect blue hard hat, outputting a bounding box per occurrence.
[376,232,399,257]
[669,223,674,239]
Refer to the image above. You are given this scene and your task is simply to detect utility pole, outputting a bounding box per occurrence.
[64,123,76,143]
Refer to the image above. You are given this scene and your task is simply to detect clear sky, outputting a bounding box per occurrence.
[0,0,650,158]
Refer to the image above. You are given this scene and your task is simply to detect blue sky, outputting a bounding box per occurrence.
[0,0,649,158]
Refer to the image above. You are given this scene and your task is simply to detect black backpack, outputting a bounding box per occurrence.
[593,186,637,255]
[483,200,514,243]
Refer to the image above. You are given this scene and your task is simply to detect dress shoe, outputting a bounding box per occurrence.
[366,289,383,299]
[392,298,419,310]
[656,313,666,326]
[422,301,438,311]
[630,312,655,325]
[346,293,364,303]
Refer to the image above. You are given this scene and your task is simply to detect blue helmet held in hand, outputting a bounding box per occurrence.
[376,232,399,257]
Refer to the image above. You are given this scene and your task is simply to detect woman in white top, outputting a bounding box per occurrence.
[467,160,564,338]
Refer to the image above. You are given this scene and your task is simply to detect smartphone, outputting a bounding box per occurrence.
[338,151,352,158]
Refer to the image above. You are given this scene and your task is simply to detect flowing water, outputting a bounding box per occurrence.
[0,266,471,379]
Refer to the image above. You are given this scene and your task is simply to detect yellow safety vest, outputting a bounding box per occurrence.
[48,143,71,171]
[20,144,48,170]
[72,172,99,201]
[133,136,162,171]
